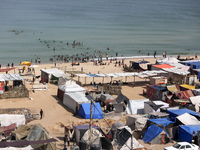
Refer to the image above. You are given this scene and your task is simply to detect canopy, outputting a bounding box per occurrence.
[180,84,195,90]
[177,113,200,125]
[167,85,179,93]
[20,61,31,66]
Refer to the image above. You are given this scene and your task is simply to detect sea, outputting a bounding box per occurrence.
[0,0,200,66]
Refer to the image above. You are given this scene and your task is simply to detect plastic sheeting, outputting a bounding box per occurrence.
[0,145,33,150]
[148,118,173,127]
[176,113,200,125]
[144,101,169,114]
[126,99,149,114]
[126,115,147,131]
[0,114,25,127]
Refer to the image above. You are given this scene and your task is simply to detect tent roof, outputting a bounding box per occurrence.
[0,74,24,82]
[150,85,167,91]
[58,84,86,93]
[189,95,200,105]
[177,113,200,125]
[152,64,174,69]
[162,68,190,75]
[180,84,195,89]
[167,108,200,118]
[179,125,200,135]
[41,69,67,78]
[115,93,129,103]
[156,57,179,64]
[126,99,149,114]
[142,124,166,143]
[148,118,173,127]
[167,85,179,93]
[65,93,89,104]
[73,124,99,130]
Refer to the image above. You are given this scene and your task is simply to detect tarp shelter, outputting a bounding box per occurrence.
[146,84,168,101]
[0,67,15,73]
[151,64,174,71]
[131,60,150,70]
[156,57,179,64]
[176,90,194,99]
[99,94,115,103]
[112,126,144,150]
[12,124,56,150]
[167,85,179,94]
[0,123,16,137]
[126,115,148,131]
[40,69,67,83]
[142,124,170,144]
[115,93,129,104]
[176,113,200,125]
[149,112,170,119]
[148,118,174,128]
[73,125,100,144]
[167,108,200,121]
[78,102,103,119]
[0,145,33,149]
[189,95,200,112]
[58,84,86,101]
[81,128,103,147]
[178,125,200,143]
[0,114,25,127]
[144,101,169,114]
[63,92,89,113]
[126,99,149,114]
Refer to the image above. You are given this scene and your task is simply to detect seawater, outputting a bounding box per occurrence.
[0,0,200,65]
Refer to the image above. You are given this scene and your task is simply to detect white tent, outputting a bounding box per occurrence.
[0,114,25,127]
[126,99,149,114]
[58,84,86,95]
[126,115,148,131]
[156,57,179,64]
[189,95,200,112]
[176,113,200,125]
[63,93,89,112]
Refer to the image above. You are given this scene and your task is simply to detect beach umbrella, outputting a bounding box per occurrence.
[20,61,31,66]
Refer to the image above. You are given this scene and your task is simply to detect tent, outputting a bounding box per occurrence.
[178,125,200,143]
[156,57,179,64]
[142,124,170,144]
[73,125,100,144]
[126,115,148,131]
[148,118,174,128]
[176,113,200,125]
[151,64,174,71]
[144,101,169,114]
[63,93,90,113]
[180,84,195,91]
[126,99,149,114]
[0,114,25,127]
[176,90,194,99]
[78,102,103,119]
[146,84,168,101]
[115,93,129,104]
[99,94,115,103]
[12,124,56,150]
[112,126,144,150]
[189,95,200,112]
[167,108,200,121]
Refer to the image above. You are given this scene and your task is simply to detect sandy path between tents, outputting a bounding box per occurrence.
[0,55,188,149]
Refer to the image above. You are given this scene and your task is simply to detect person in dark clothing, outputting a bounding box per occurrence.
[154,51,156,58]
[40,109,43,119]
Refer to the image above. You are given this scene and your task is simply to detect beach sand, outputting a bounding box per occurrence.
[0,55,185,150]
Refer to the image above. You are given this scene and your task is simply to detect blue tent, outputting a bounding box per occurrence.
[142,124,169,144]
[167,108,200,121]
[178,125,200,143]
[148,118,174,127]
[78,102,103,119]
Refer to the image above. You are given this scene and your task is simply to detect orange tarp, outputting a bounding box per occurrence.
[152,64,174,69]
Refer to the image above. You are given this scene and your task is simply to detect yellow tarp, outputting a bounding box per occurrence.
[167,85,178,93]
[180,84,195,90]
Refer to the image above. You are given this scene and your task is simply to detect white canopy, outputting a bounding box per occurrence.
[156,57,179,64]
[177,113,200,125]
[0,74,24,82]
[0,114,25,127]
[58,84,86,94]
[126,99,149,114]
[162,68,190,75]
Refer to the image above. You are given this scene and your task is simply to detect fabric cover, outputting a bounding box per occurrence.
[0,114,25,127]
[148,118,173,127]
[126,99,149,114]
[176,113,200,125]
[115,93,129,104]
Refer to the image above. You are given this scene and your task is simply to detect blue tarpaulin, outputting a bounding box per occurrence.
[78,102,103,119]
[86,73,100,77]
[148,118,174,127]
[178,125,200,143]
[167,108,200,121]
[142,124,166,143]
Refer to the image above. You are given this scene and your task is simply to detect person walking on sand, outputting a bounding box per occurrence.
[67,135,70,146]
[40,109,43,119]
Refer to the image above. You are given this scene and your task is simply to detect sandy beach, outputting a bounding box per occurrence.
[0,55,193,150]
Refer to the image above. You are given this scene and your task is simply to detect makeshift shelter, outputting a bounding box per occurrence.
[142,124,170,144]
[57,84,86,101]
[40,69,67,83]
[180,84,195,91]
[146,84,168,101]
[176,113,200,125]
[115,93,129,104]
[156,57,180,64]
[126,99,149,114]
[167,108,200,121]
[12,124,56,150]
[178,125,200,143]
[63,92,89,113]
[0,114,25,127]
[0,145,33,149]
[73,125,100,144]
[149,112,170,119]
[81,128,103,147]
[144,101,169,114]
[189,95,200,112]
[150,76,167,85]
[99,94,115,103]
[176,89,194,99]
[78,102,103,119]
[167,85,179,94]
[112,126,144,150]
[130,60,150,71]
[126,115,148,131]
